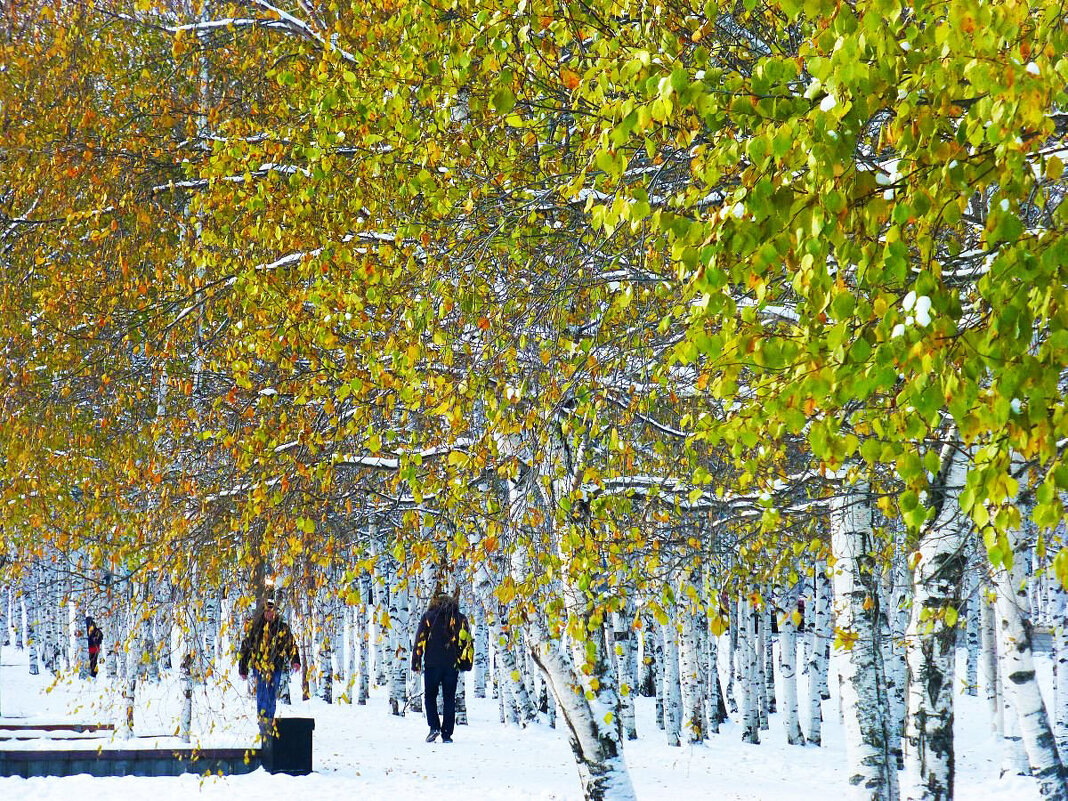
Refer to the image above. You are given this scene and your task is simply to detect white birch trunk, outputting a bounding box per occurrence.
[358,573,372,704]
[123,600,141,739]
[1,586,8,647]
[612,608,638,740]
[963,567,981,697]
[15,587,25,650]
[779,582,805,745]
[660,620,682,746]
[106,595,123,680]
[738,595,760,744]
[343,602,357,704]
[473,604,489,698]
[980,588,1004,735]
[677,609,705,743]
[705,616,722,734]
[74,597,91,681]
[1001,680,1032,777]
[179,652,193,743]
[806,562,831,745]
[456,670,468,725]
[756,600,769,730]
[992,505,1068,798]
[1052,576,1068,757]
[333,595,346,687]
[319,609,334,704]
[388,574,408,716]
[726,603,739,714]
[763,598,776,717]
[529,625,638,801]
[902,446,969,801]
[23,570,39,675]
[201,588,219,678]
[644,622,665,730]
[830,481,895,800]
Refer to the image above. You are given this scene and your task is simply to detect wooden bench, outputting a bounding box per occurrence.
[0,745,261,778]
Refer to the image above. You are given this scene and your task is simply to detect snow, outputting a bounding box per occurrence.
[0,645,1045,801]
[914,295,932,326]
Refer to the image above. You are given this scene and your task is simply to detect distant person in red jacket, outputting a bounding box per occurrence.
[411,591,473,744]
[85,617,103,677]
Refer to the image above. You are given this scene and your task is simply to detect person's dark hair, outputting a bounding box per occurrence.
[429,592,457,614]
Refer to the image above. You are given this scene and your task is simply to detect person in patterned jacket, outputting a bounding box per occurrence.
[238,594,300,733]
[411,590,473,743]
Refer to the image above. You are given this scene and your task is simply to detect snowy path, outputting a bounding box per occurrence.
[0,648,1043,801]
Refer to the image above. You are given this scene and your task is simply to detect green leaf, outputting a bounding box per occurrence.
[491,87,516,114]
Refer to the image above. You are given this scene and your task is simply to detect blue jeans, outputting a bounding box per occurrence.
[255,669,282,722]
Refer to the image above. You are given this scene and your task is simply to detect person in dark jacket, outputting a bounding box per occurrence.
[85,617,103,677]
[238,595,300,732]
[411,591,473,743]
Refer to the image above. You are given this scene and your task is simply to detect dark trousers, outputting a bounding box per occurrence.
[423,664,459,737]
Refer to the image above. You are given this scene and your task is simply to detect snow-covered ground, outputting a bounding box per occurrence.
[0,645,1044,800]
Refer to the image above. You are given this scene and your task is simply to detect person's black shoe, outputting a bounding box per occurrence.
[426,729,440,743]
[442,735,453,743]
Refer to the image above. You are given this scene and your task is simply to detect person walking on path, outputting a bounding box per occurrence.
[238,593,300,735]
[412,590,474,743]
[85,617,103,677]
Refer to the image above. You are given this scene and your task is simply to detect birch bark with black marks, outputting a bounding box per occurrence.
[319,600,334,704]
[1001,679,1032,777]
[762,596,776,717]
[806,561,831,746]
[963,564,981,697]
[122,586,142,739]
[756,599,770,730]
[456,670,468,725]
[73,575,91,680]
[830,481,895,801]
[660,619,683,746]
[779,581,805,745]
[387,565,409,715]
[179,650,193,743]
[358,572,372,704]
[201,587,219,678]
[529,622,638,801]
[473,603,489,698]
[901,444,969,801]
[0,586,6,648]
[991,498,1068,799]
[979,587,1004,735]
[612,606,638,740]
[642,621,665,729]
[1051,571,1068,757]
[106,589,122,679]
[879,579,907,774]
[705,614,724,733]
[23,568,39,675]
[738,595,760,744]
[726,599,739,714]
[40,561,60,674]
[333,592,346,689]
[676,579,706,743]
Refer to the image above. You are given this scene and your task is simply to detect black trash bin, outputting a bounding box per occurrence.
[263,717,315,776]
